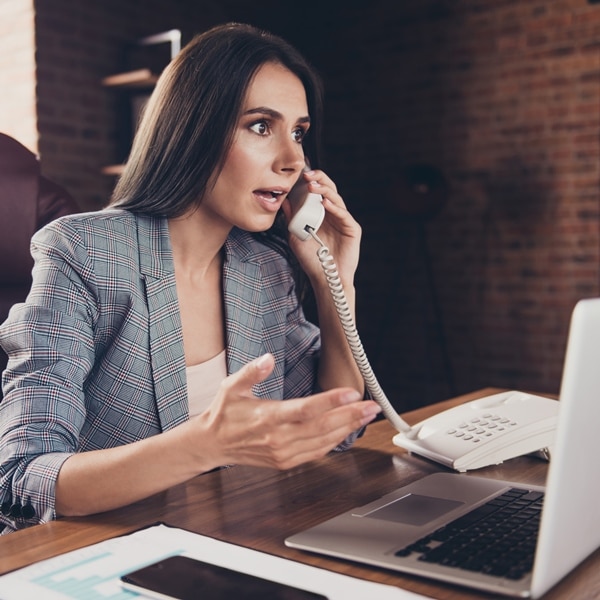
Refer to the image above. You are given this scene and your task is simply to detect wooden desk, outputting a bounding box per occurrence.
[1,388,599,599]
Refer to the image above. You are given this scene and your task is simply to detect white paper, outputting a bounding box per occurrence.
[0,524,434,599]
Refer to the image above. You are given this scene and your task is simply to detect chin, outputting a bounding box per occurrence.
[242,217,279,233]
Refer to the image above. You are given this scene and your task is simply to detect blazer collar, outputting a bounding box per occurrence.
[137,213,171,280]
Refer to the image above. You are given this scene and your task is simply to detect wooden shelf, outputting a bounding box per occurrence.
[101,68,158,89]
[101,32,181,176]
[101,164,125,176]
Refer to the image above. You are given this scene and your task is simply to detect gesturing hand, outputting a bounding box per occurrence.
[191,353,381,471]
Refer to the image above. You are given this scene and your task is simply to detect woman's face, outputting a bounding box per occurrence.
[202,61,309,232]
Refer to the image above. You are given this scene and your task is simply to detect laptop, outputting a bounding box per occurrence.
[286,298,600,598]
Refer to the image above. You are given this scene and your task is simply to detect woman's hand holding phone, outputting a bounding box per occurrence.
[282,168,362,290]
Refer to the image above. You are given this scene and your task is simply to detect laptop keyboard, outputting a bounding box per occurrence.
[395,487,544,580]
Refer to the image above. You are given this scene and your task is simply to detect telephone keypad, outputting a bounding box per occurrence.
[447,414,518,443]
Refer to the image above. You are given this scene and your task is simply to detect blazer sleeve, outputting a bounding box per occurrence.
[0,219,99,532]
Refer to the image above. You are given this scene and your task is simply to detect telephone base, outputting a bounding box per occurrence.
[530,447,552,462]
[393,390,560,472]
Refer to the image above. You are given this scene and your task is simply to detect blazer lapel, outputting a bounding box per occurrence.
[222,244,264,372]
[223,231,281,399]
[137,215,188,432]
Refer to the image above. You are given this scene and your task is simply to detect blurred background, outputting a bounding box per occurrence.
[1,0,598,411]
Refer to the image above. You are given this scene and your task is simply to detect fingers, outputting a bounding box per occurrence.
[202,355,380,471]
[303,169,337,193]
[273,388,378,427]
[301,170,360,237]
[220,353,274,398]
[303,169,344,208]
[254,393,381,469]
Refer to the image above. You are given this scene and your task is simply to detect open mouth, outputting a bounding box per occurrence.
[254,190,284,203]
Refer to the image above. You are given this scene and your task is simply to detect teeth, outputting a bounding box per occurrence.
[256,190,283,202]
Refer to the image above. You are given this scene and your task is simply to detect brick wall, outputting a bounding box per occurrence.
[428,0,600,398]
[279,0,600,408]
[2,0,599,410]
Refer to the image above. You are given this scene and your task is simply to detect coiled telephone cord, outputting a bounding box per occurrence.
[307,228,413,435]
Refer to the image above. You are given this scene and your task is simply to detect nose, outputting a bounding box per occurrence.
[274,136,305,175]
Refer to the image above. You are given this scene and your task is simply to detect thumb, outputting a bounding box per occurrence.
[230,353,275,392]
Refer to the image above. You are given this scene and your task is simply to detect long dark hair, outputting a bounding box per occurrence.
[109,23,324,219]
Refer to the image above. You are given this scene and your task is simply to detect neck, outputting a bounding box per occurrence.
[168,209,230,277]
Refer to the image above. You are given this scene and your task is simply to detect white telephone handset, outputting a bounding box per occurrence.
[287,171,325,240]
[287,169,558,471]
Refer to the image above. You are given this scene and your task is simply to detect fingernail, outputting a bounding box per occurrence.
[361,403,382,424]
[341,390,362,404]
[255,353,272,370]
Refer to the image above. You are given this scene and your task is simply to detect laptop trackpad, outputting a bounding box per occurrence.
[359,494,464,526]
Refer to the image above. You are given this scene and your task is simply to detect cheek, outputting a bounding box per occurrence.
[216,161,244,194]
[220,146,257,187]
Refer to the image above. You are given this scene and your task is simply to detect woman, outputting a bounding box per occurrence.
[0,23,381,533]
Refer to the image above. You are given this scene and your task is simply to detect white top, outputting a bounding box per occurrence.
[186,350,227,416]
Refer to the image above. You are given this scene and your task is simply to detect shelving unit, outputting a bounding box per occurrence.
[101,29,181,176]
[101,68,159,89]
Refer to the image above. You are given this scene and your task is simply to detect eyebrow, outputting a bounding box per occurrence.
[244,106,310,125]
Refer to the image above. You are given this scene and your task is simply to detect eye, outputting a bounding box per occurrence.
[292,126,308,143]
[249,120,270,136]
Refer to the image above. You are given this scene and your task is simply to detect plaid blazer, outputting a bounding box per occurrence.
[0,209,331,532]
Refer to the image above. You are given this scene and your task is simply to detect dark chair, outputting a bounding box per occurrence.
[0,133,80,392]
